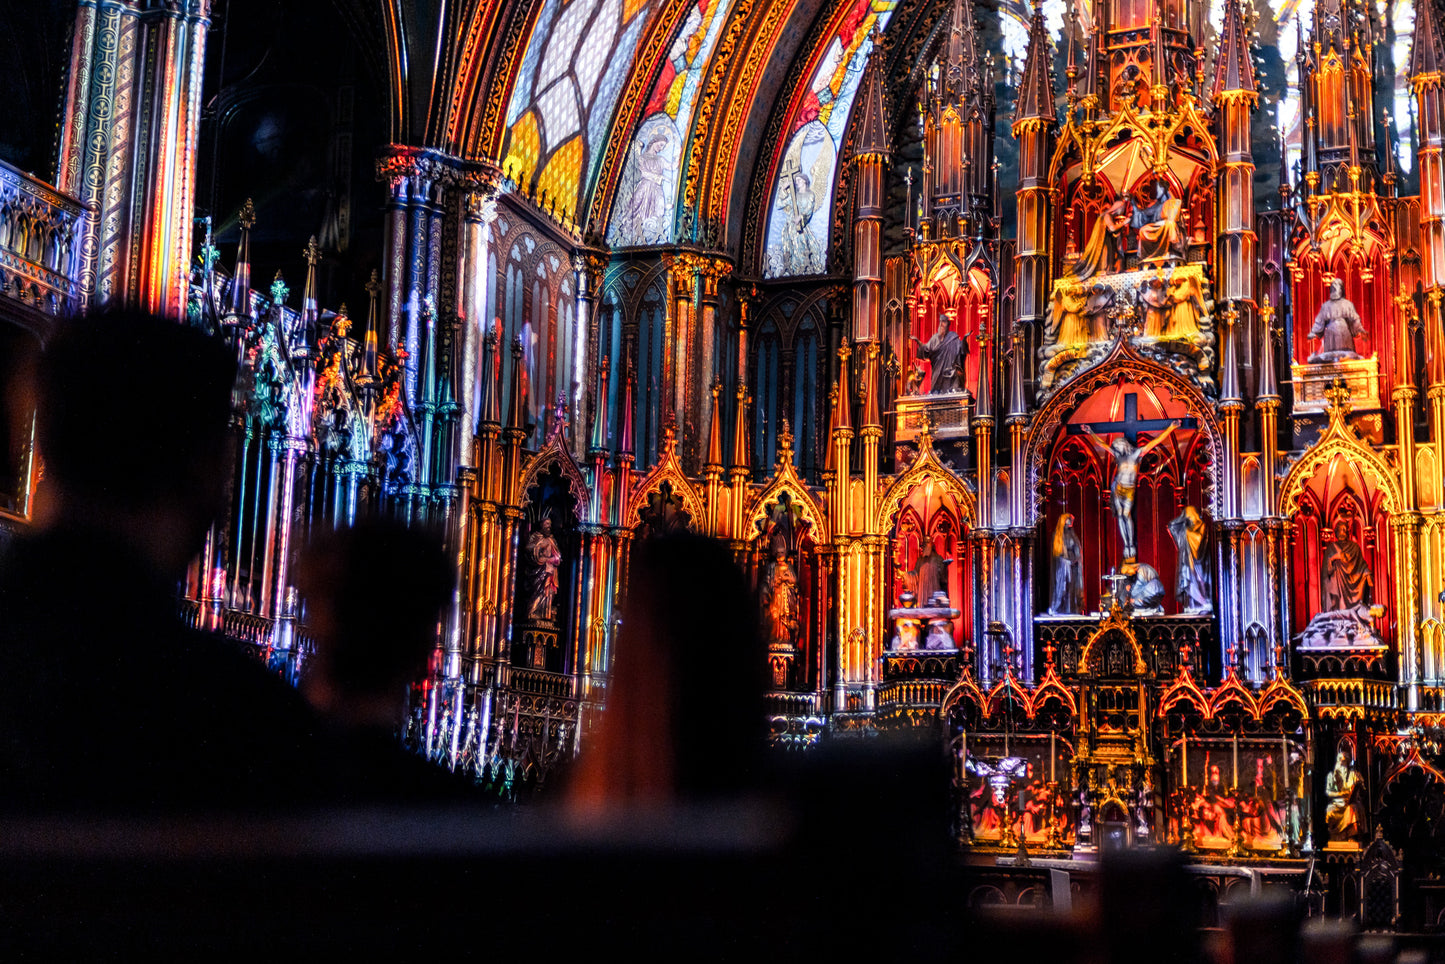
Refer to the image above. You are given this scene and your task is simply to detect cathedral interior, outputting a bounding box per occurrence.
[10,0,1445,941]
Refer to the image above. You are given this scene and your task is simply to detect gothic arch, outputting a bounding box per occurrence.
[878,438,977,534]
[745,442,830,542]
[1278,401,1404,518]
[519,431,591,519]
[623,428,706,527]
[1024,341,1227,525]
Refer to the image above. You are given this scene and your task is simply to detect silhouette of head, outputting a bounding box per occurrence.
[296,520,452,722]
[34,311,236,570]
[568,532,766,805]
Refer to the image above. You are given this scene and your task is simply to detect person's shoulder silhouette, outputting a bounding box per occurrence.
[0,311,322,811]
[295,520,475,803]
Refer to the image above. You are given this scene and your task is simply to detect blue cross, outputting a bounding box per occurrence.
[1065,392,1197,444]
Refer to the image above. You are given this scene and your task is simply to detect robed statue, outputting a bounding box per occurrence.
[1307,279,1366,362]
[1167,506,1212,614]
[1049,513,1084,615]
[911,317,966,394]
[1069,197,1131,281]
[1081,420,1181,561]
[1324,750,1365,845]
[525,517,564,621]
[913,540,953,605]
[1321,519,1373,614]
[1132,181,1184,265]
[761,547,801,649]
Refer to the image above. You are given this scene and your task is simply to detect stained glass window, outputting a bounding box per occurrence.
[502,0,657,220]
[762,0,898,278]
[608,0,735,246]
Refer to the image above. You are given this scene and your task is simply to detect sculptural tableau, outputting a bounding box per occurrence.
[1324,750,1365,846]
[1307,279,1366,363]
[1297,519,1382,649]
[1049,513,1084,615]
[525,517,564,621]
[761,546,801,649]
[1081,420,1180,561]
[1167,507,1212,614]
[1124,562,1166,614]
[911,317,966,394]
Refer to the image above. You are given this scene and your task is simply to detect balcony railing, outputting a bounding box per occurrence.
[0,159,87,316]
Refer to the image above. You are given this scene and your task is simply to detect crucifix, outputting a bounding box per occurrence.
[1068,392,1197,561]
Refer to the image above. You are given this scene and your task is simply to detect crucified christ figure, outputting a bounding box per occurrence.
[1081,420,1181,561]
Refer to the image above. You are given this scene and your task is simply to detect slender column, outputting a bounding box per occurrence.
[1397,512,1425,710]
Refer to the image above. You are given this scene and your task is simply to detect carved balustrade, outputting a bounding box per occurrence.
[0,159,86,316]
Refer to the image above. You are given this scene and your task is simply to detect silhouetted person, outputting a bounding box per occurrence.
[295,520,472,801]
[0,312,320,810]
[565,532,769,808]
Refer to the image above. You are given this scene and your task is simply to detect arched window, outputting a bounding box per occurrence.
[792,320,821,481]
[753,322,781,471]
[636,280,667,467]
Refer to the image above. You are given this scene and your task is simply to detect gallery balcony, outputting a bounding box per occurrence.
[0,159,87,319]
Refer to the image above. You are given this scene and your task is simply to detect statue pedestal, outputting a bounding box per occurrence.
[895,391,972,445]
[1291,356,1382,444]
[887,600,961,652]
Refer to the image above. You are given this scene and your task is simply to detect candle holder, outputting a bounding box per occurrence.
[1175,787,1197,853]
[1227,785,1247,858]
[1046,780,1067,850]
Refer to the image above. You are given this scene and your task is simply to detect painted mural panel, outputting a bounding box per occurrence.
[762,0,896,278]
[609,0,731,246]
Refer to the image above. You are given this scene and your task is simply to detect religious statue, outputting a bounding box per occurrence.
[1080,420,1181,560]
[911,317,966,394]
[525,517,563,621]
[1167,506,1212,614]
[1049,513,1084,615]
[1324,750,1365,846]
[1069,197,1131,281]
[1138,273,1171,339]
[761,546,801,649]
[1321,519,1373,614]
[1163,269,1208,343]
[1132,182,1184,265]
[913,539,953,605]
[1307,278,1366,362]
[1125,562,1166,614]
[1046,283,1090,356]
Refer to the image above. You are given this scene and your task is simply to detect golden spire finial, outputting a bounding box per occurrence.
[1323,377,1353,423]
[239,198,256,230]
[777,419,794,462]
[303,235,322,266]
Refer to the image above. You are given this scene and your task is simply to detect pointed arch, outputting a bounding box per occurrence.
[877,439,977,534]
[519,431,591,519]
[1279,402,1404,518]
[624,429,706,527]
[745,447,830,542]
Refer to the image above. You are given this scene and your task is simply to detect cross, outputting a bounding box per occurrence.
[1066,391,1197,444]
[1103,569,1130,608]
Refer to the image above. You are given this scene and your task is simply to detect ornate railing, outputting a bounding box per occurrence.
[1036,613,1216,681]
[498,664,575,699]
[878,679,950,707]
[0,159,86,316]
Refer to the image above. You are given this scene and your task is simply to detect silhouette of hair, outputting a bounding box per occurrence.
[296,520,452,696]
[568,532,766,804]
[36,312,236,503]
